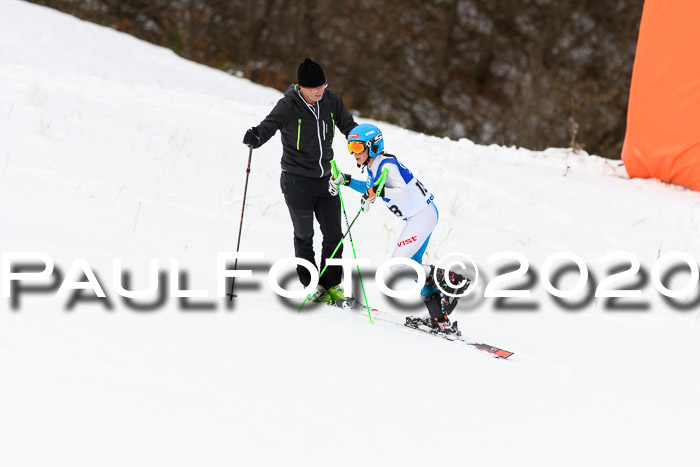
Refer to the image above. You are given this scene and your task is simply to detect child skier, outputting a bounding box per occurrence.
[328,123,469,333]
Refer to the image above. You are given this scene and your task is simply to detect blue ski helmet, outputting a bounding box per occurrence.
[347,123,384,158]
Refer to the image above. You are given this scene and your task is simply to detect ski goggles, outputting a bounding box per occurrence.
[347,140,367,154]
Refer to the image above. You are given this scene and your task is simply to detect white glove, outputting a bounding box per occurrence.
[328,173,349,196]
[361,186,382,212]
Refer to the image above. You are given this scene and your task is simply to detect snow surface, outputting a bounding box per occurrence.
[2,1,700,466]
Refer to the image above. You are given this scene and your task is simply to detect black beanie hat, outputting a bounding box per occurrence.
[297,58,326,88]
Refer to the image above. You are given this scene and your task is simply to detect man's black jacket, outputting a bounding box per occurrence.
[254,84,356,178]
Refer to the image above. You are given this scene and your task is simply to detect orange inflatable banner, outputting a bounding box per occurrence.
[621,0,700,191]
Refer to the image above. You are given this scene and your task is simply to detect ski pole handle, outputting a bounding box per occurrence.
[375,168,389,194]
[331,160,339,178]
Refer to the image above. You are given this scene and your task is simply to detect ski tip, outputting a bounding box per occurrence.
[470,343,514,359]
[492,350,513,359]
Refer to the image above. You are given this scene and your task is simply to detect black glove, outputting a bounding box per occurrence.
[243,127,261,148]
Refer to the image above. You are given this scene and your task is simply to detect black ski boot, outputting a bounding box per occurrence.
[406,294,443,331]
[426,266,471,315]
[419,291,461,336]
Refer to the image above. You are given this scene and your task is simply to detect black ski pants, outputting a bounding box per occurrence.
[280,171,343,289]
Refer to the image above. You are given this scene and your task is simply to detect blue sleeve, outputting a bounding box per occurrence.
[348,177,367,194]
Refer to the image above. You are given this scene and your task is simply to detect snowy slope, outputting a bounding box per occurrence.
[2,1,700,466]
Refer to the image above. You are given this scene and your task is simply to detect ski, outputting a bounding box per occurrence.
[403,318,514,359]
[469,343,514,359]
[333,297,376,311]
[330,298,514,359]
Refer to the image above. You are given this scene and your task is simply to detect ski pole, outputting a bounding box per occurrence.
[227,144,254,301]
[315,166,387,280]
[297,207,362,312]
[329,160,374,323]
[297,167,388,312]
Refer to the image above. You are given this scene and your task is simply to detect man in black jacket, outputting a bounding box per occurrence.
[243,58,356,303]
